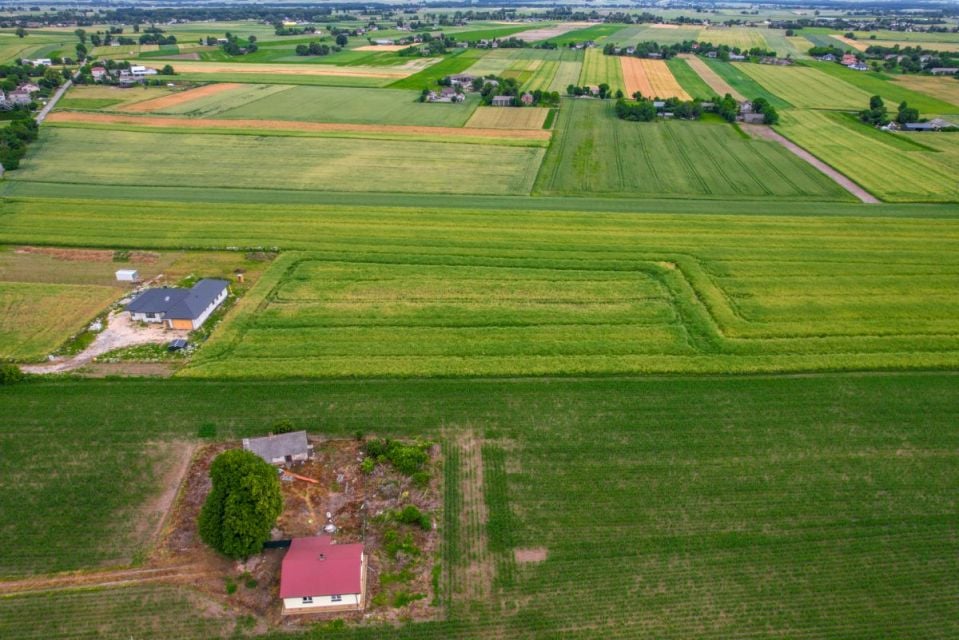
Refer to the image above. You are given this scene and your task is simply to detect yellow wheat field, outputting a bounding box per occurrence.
[620,57,690,100]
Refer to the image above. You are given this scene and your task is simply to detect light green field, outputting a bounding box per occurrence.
[699,26,769,49]
[805,61,959,116]
[578,47,624,91]
[736,63,870,109]
[153,84,291,117]
[606,25,702,45]
[548,56,584,93]
[666,57,716,99]
[534,99,847,200]
[465,49,519,77]
[0,281,117,360]
[778,110,959,203]
[762,29,808,58]
[210,85,479,126]
[14,127,544,196]
[172,71,392,88]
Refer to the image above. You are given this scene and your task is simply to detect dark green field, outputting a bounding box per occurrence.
[1,373,957,638]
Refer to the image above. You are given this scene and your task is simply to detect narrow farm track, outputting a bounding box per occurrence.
[45,111,552,141]
[0,565,214,596]
[742,123,880,204]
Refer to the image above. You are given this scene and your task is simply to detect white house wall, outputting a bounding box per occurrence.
[283,593,361,611]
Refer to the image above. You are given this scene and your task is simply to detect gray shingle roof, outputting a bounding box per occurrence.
[126,279,228,320]
[244,431,310,462]
[126,288,189,314]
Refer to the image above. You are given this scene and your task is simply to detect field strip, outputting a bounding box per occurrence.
[831,34,868,51]
[353,44,410,52]
[621,57,690,99]
[0,566,214,596]
[510,21,592,41]
[118,83,243,113]
[162,60,423,78]
[741,123,880,203]
[679,54,744,100]
[45,111,552,140]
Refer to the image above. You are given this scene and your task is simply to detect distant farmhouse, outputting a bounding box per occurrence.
[243,431,312,466]
[126,278,228,330]
[280,536,366,613]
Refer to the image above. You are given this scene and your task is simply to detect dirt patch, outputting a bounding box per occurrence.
[15,246,159,263]
[121,83,243,113]
[22,310,188,374]
[679,54,745,101]
[514,548,548,564]
[456,432,493,601]
[47,111,552,140]
[742,123,880,204]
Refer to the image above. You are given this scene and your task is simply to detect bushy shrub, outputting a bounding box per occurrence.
[396,505,431,531]
[0,364,25,385]
[363,438,431,475]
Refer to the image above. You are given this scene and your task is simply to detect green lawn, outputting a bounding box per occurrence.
[534,99,847,200]
[13,127,545,196]
[212,85,480,127]
[1,373,957,637]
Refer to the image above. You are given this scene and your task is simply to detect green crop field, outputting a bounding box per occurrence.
[0,373,957,638]
[544,24,622,46]
[210,85,480,126]
[13,127,544,196]
[777,110,959,203]
[548,53,584,92]
[578,48,624,91]
[665,58,716,99]
[803,62,959,115]
[0,282,117,360]
[702,59,792,108]
[698,26,769,49]
[154,84,292,117]
[535,99,847,201]
[389,49,484,90]
[606,25,702,46]
[736,63,870,109]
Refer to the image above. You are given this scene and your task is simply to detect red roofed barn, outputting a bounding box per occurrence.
[280,536,367,613]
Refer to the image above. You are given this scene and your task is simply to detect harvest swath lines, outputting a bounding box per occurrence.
[579,47,624,91]
[620,57,691,99]
[466,107,549,129]
[118,83,243,112]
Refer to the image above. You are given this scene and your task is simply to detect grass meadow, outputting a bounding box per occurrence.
[534,99,847,200]
[14,127,545,196]
[736,63,870,109]
[777,110,959,202]
[1,373,957,638]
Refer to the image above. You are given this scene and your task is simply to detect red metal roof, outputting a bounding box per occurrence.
[279,536,364,598]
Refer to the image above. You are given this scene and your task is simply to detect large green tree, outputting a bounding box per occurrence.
[198,449,283,559]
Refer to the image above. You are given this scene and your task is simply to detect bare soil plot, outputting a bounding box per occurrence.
[621,57,691,99]
[466,106,548,129]
[47,111,552,140]
[510,22,591,42]
[741,123,879,203]
[679,54,744,100]
[120,83,243,113]
[166,60,424,78]
[515,548,548,563]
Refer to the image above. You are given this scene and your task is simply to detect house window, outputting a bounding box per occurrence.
[302,596,313,604]
[331,594,342,603]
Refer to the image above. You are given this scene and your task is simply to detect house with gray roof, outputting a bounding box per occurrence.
[243,431,312,466]
[127,278,229,330]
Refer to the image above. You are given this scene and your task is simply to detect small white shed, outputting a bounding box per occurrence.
[115,269,139,282]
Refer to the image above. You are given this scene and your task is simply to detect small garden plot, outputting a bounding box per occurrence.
[467,107,548,130]
[159,435,442,625]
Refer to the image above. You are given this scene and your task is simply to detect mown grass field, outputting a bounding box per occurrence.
[736,63,870,109]
[777,110,959,203]
[389,49,484,90]
[534,99,846,201]
[57,84,177,111]
[209,85,479,127]
[892,75,959,108]
[14,127,544,196]
[1,373,957,638]
[702,59,791,108]
[665,58,716,99]
[0,282,117,360]
[578,48,624,91]
[804,62,959,115]
[606,25,702,46]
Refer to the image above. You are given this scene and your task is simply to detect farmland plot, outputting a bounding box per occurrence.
[698,27,769,49]
[737,63,870,109]
[15,128,544,196]
[579,48,625,91]
[666,57,717,99]
[467,107,548,129]
[0,282,117,360]
[547,54,584,92]
[535,99,846,200]
[620,57,691,99]
[777,110,959,202]
[892,75,959,110]
[211,85,479,127]
[804,62,959,115]
[135,84,292,117]
[703,59,789,108]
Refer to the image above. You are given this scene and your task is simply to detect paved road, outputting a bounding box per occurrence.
[35,77,72,124]
[742,123,880,204]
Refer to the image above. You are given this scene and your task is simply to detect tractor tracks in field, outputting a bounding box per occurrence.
[0,565,216,596]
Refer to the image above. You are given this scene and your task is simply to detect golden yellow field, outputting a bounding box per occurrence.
[831,35,868,51]
[620,57,690,100]
[891,75,959,107]
[466,107,549,129]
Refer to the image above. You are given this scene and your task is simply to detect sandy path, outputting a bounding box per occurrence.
[742,123,880,204]
[121,83,242,113]
[22,310,188,374]
[47,111,553,140]
[680,54,744,101]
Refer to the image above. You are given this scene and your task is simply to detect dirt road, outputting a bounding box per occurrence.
[22,310,187,374]
[741,123,880,204]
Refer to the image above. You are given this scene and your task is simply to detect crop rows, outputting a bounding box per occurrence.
[737,63,870,110]
[578,47,624,91]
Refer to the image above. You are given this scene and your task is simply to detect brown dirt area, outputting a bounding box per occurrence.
[121,83,243,113]
[15,246,159,263]
[47,111,552,140]
[514,548,548,564]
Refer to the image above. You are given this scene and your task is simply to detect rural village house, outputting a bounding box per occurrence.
[281,536,367,613]
[126,278,228,330]
[490,95,513,107]
[242,431,313,466]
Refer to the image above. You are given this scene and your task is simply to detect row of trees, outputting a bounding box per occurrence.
[0,115,39,170]
[295,42,339,57]
[859,95,920,126]
[603,40,776,60]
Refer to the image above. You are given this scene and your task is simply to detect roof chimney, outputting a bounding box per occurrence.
[318,553,326,561]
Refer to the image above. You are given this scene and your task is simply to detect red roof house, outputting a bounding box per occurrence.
[280,536,366,613]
